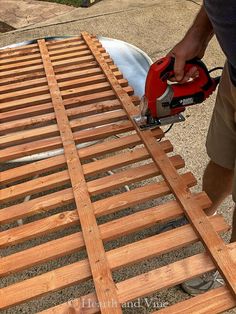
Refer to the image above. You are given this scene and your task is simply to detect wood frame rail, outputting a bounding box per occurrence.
[0,33,235,313]
[82,32,236,296]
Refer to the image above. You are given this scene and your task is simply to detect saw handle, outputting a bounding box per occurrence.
[170,57,218,101]
[147,56,213,98]
[164,57,212,89]
[162,57,212,87]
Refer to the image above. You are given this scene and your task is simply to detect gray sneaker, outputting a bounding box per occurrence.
[181,271,224,296]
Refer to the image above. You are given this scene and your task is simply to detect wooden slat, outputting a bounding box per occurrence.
[0,45,101,68]
[156,286,236,314]
[0,36,89,59]
[0,60,110,86]
[0,90,137,128]
[0,45,104,73]
[0,53,113,87]
[0,88,119,122]
[0,108,128,147]
[0,44,95,66]
[0,211,79,248]
[0,98,122,134]
[0,216,230,310]
[93,172,194,217]
[0,76,47,94]
[82,31,236,299]
[0,192,211,274]
[37,39,122,313]
[47,37,92,48]
[0,155,183,204]
[0,35,233,314]
[0,53,42,66]
[39,293,98,314]
[41,285,236,314]
[88,156,183,196]
[53,52,109,68]
[50,49,100,62]
[56,66,121,81]
[1,138,171,185]
[0,43,39,57]
[0,51,109,80]
[0,84,49,102]
[54,58,114,74]
[0,120,134,162]
[0,67,107,94]
[0,78,130,112]
[117,243,236,303]
[0,58,43,71]
[49,44,97,57]
[116,242,236,304]
[0,84,132,114]
[0,48,103,73]
[0,72,121,103]
[0,71,45,87]
[0,171,194,226]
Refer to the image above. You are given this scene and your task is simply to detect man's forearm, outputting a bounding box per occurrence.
[168,5,214,81]
[185,5,214,43]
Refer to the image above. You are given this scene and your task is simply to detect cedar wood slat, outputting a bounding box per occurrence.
[1,138,170,185]
[0,80,131,112]
[0,109,128,147]
[81,31,236,298]
[0,155,184,205]
[0,73,125,103]
[0,192,210,277]
[0,98,122,134]
[156,286,236,314]
[0,120,134,162]
[0,172,195,226]
[0,60,115,86]
[0,44,94,66]
[0,34,235,313]
[37,39,122,313]
[0,215,229,310]
[0,87,126,122]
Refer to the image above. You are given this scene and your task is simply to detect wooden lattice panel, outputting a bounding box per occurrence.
[0,32,236,313]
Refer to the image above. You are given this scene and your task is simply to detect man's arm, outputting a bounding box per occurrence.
[169,5,214,82]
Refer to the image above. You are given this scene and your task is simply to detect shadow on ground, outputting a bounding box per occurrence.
[0,21,15,33]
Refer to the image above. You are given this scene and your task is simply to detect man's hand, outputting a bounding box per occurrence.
[168,5,213,83]
[168,35,208,83]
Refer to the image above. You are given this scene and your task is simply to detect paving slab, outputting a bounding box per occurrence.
[0,0,75,29]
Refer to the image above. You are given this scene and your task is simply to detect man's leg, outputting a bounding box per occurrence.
[203,160,234,216]
[181,62,236,295]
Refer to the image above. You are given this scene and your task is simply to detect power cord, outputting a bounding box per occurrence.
[158,123,174,141]
[208,66,223,74]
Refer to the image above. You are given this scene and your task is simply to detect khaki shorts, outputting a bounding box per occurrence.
[206,62,236,202]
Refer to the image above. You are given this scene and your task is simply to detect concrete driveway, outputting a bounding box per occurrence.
[0,0,75,29]
[0,1,235,313]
